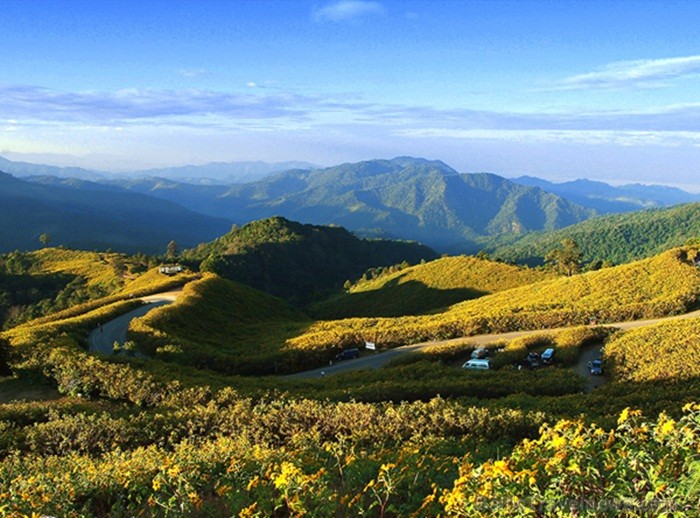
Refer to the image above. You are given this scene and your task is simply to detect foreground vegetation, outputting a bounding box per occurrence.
[2,238,700,516]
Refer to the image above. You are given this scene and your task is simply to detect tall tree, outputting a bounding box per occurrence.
[38,233,51,247]
[166,240,179,260]
[545,238,582,276]
[0,337,11,375]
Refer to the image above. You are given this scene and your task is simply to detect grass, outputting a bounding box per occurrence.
[310,255,553,318]
[0,376,61,404]
[288,247,700,355]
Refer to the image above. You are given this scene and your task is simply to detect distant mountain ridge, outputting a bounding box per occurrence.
[512,175,700,214]
[0,170,232,254]
[108,157,595,252]
[0,155,316,184]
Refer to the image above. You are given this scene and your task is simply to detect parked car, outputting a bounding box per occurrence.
[335,348,360,361]
[524,352,541,369]
[541,348,555,365]
[471,347,489,359]
[462,359,491,370]
[588,358,603,375]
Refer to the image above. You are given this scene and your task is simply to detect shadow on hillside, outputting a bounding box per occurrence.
[310,276,488,319]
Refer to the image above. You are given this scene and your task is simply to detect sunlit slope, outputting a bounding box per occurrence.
[1,247,197,329]
[129,274,311,374]
[289,247,700,351]
[310,255,553,318]
[605,317,700,383]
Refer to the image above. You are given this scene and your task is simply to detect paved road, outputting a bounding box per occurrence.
[290,309,700,379]
[87,291,181,355]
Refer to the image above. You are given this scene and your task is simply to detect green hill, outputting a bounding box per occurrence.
[310,255,554,318]
[185,216,438,305]
[488,202,700,266]
[129,273,310,374]
[0,247,194,329]
[0,170,231,254]
[112,157,594,252]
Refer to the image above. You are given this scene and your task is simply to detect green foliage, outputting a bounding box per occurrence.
[544,238,582,276]
[129,274,312,375]
[189,216,438,305]
[310,255,553,319]
[491,202,700,266]
[441,404,700,516]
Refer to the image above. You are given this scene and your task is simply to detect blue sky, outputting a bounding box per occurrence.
[2,0,700,188]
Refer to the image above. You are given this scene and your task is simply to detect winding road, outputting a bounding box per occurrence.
[87,291,181,355]
[86,290,700,385]
[288,308,700,379]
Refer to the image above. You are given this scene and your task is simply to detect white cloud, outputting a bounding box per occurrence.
[395,128,700,147]
[558,55,700,90]
[178,68,208,78]
[312,1,385,22]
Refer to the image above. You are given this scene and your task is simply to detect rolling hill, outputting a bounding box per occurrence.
[289,246,700,352]
[488,202,700,266]
[309,255,554,319]
[184,216,438,305]
[109,157,595,252]
[0,171,232,254]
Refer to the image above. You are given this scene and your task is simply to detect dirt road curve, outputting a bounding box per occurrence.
[87,291,181,355]
[289,309,700,379]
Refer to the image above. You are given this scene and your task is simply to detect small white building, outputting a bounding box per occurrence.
[158,264,182,275]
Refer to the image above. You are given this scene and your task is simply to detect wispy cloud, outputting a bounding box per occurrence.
[558,55,700,90]
[178,68,208,78]
[396,128,700,147]
[312,1,385,22]
[3,83,700,148]
[0,84,314,122]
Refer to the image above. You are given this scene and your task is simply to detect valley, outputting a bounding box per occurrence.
[2,159,700,516]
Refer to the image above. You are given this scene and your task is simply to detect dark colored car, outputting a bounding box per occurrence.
[524,351,541,369]
[336,348,360,361]
[588,359,603,375]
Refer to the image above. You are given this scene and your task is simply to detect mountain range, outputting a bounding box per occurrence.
[4,153,700,258]
[0,171,231,254]
[0,155,315,185]
[512,176,700,213]
[105,157,594,252]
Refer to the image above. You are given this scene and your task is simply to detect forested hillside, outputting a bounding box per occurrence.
[0,248,155,328]
[0,171,231,253]
[185,216,438,304]
[489,202,700,265]
[112,157,594,252]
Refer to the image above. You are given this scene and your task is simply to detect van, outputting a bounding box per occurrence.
[462,359,490,370]
[541,348,555,365]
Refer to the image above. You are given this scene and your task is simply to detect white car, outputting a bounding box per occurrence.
[462,359,490,370]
